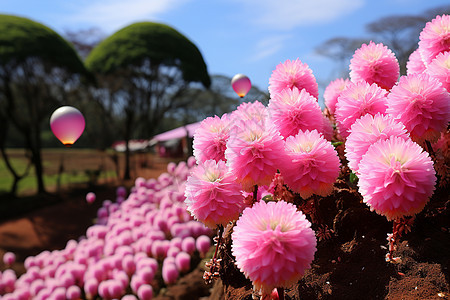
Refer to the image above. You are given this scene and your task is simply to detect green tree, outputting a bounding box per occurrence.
[0,14,89,195]
[85,22,210,180]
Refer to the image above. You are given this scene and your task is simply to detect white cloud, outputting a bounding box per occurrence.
[250,34,292,62]
[235,0,365,30]
[63,0,190,32]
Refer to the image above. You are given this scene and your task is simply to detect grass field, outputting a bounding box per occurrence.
[0,148,124,196]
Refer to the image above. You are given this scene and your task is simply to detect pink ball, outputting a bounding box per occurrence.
[86,192,96,204]
[108,279,125,299]
[175,252,191,273]
[137,267,154,284]
[196,235,211,256]
[137,284,154,300]
[122,255,136,275]
[66,285,81,300]
[30,279,45,296]
[51,287,66,300]
[84,278,99,298]
[3,252,16,266]
[181,237,196,255]
[162,262,179,285]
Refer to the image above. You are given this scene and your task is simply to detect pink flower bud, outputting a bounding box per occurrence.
[137,284,154,300]
[122,255,136,275]
[66,285,81,300]
[175,252,191,273]
[30,279,45,296]
[137,267,154,284]
[181,237,196,255]
[108,279,125,299]
[84,278,99,298]
[162,262,179,285]
[196,235,211,256]
[51,287,66,300]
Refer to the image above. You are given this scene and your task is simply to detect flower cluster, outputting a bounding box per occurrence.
[0,161,212,299]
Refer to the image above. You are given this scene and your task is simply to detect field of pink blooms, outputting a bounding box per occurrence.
[0,13,449,300]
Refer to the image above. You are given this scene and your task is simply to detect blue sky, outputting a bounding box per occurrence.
[1,0,448,100]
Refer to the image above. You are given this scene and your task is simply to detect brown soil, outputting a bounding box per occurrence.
[0,152,449,300]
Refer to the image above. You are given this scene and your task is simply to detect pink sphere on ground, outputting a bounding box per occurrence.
[85,192,96,204]
[3,252,16,266]
[181,237,196,255]
[162,261,179,285]
[196,235,211,256]
[175,251,191,273]
[66,286,81,300]
[137,284,154,300]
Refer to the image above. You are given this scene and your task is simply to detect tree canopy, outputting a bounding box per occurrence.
[0,14,86,75]
[85,22,210,88]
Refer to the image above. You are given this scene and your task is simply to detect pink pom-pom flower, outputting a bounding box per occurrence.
[386,73,450,144]
[324,78,350,115]
[193,114,231,163]
[230,101,268,126]
[426,51,450,92]
[345,113,410,174]
[350,41,400,90]
[407,48,427,75]
[225,120,289,192]
[269,58,319,99]
[268,87,326,139]
[335,80,388,138]
[184,159,245,228]
[280,130,340,199]
[358,136,436,220]
[419,14,450,65]
[232,200,316,295]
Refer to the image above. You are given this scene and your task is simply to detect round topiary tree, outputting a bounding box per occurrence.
[86,22,210,180]
[0,14,89,195]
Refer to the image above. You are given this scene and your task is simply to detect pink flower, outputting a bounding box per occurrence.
[358,136,436,220]
[386,73,450,144]
[230,101,268,131]
[268,59,319,99]
[345,113,410,174]
[426,51,450,92]
[225,120,289,191]
[280,130,340,199]
[324,78,350,115]
[335,81,388,138]
[350,41,400,90]
[268,87,326,139]
[184,159,244,228]
[193,114,231,163]
[419,14,450,65]
[406,48,426,75]
[232,200,316,294]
